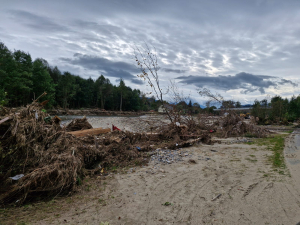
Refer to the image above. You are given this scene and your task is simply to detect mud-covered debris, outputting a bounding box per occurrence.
[66,116,93,131]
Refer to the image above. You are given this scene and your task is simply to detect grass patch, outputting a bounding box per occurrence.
[17,222,28,225]
[247,134,287,172]
[269,135,286,169]
[98,198,106,206]
[162,202,172,206]
[244,133,259,138]
[285,130,293,134]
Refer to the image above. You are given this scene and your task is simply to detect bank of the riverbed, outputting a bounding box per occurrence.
[48,108,153,117]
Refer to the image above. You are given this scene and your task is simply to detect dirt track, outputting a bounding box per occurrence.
[285,129,300,195]
[12,135,298,225]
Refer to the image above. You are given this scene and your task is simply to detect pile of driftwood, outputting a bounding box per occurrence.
[212,112,269,138]
[0,102,146,205]
[0,100,213,205]
[0,95,270,205]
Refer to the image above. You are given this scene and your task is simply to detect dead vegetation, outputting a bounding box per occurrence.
[66,116,92,131]
[0,101,211,206]
[0,100,146,205]
[213,112,269,138]
[0,92,270,206]
[197,88,269,138]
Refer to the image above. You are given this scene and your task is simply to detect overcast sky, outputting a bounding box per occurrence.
[1,0,300,105]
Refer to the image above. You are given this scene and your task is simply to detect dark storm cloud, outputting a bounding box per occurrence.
[278,79,298,86]
[162,68,186,74]
[9,10,70,32]
[60,53,143,84]
[130,79,144,85]
[176,72,298,94]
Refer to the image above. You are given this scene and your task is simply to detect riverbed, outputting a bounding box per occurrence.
[60,114,170,133]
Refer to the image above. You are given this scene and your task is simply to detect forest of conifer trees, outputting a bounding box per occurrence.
[0,42,164,111]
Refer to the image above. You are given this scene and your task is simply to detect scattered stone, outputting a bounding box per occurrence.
[229,138,253,144]
[188,159,197,164]
[149,148,191,165]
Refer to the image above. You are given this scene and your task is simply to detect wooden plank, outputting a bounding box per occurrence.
[68,127,111,137]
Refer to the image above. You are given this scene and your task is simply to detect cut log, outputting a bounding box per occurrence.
[68,127,111,137]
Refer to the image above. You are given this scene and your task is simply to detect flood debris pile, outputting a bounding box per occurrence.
[0,102,146,205]
[65,116,93,131]
[0,100,269,205]
[76,131,148,170]
[213,112,269,138]
[0,101,81,205]
[0,100,212,205]
[158,116,213,144]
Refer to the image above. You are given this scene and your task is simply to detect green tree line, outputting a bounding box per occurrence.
[0,41,162,111]
[251,95,300,124]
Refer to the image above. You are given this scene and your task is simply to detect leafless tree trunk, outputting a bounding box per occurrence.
[134,44,173,123]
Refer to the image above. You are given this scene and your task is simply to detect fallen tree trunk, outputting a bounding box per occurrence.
[68,127,111,137]
[0,116,12,125]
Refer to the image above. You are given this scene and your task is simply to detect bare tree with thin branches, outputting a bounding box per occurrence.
[134,44,173,122]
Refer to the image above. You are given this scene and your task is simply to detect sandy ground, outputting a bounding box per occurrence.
[3,133,300,225]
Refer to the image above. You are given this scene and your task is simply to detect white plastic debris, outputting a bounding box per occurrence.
[10,174,24,180]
